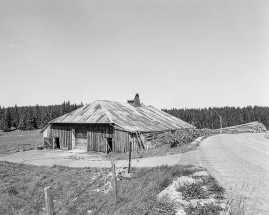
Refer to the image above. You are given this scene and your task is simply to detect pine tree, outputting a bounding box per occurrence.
[18,108,27,131]
[12,104,20,129]
[66,101,71,113]
[26,107,35,130]
[0,116,3,131]
[41,110,50,128]
[61,102,67,115]
[3,108,12,131]
[34,104,41,128]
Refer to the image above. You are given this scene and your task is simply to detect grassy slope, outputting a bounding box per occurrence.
[0,162,225,215]
[0,129,197,160]
[0,130,42,155]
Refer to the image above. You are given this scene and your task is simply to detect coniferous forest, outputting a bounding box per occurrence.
[0,103,269,132]
[162,106,269,130]
[0,102,83,132]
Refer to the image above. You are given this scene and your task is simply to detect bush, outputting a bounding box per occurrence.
[176,183,208,200]
[185,202,223,215]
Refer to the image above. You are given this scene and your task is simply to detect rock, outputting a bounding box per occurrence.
[157,174,228,215]
[37,145,43,150]
[178,176,196,185]
[187,166,204,171]
[157,180,183,202]
[120,173,133,179]
[192,171,209,177]
[174,205,186,215]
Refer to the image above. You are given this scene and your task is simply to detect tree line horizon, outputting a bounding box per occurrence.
[0,101,83,132]
[162,106,269,130]
[0,102,268,132]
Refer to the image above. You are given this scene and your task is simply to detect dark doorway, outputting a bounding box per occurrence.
[107,138,113,153]
[54,138,60,149]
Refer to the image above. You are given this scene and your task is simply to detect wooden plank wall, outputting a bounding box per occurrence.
[87,124,113,152]
[114,129,141,153]
[114,129,129,152]
[49,123,145,153]
[50,124,113,152]
[50,124,72,149]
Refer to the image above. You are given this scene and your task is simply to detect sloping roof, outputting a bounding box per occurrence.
[46,100,194,133]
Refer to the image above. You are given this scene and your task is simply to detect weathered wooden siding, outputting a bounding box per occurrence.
[50,124,72,149]
[49,124,113,152]
[42,125,51,138]
[49,123,146,153]
[87,124,113,152]
[114,125,142,152]
[114,129,129,152]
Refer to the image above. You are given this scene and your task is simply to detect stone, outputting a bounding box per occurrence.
[120,173,133,179]
[192,171,209,177]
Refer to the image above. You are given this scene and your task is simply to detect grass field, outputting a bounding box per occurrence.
[0,129,198,161]
[106,143,197,161]
[0,162,226,215]
[0,130,42,156]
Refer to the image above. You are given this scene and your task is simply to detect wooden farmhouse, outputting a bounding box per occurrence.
[41,94,193,153]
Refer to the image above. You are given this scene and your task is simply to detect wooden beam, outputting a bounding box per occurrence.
[128,141,132,173]
[71,129,75,149]
[44,187,54,215]
[111,160,118,203]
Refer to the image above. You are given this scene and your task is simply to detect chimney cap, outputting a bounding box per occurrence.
[127,93,139,102]
[127,93,141,107]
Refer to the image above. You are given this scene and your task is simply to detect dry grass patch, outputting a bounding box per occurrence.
[0,129,42,156]
[0,162,217,215]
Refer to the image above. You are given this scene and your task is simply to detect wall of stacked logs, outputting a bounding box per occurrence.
[142,121,267,148]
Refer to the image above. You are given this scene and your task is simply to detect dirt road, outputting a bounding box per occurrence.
[195,133,269,214]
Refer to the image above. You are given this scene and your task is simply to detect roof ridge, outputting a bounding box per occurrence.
[97,100,114,124]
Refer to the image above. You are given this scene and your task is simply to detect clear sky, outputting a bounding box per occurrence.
[0,0,268,109]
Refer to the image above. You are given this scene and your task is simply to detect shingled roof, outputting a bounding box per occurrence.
[47,100,194,133]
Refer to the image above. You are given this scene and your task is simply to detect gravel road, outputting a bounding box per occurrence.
[196,133,269,214]
[1,133,268,213]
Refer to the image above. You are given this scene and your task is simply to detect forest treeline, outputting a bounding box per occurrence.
[0,102,83,132]
[162,106,269,129]
[1,103,268,132]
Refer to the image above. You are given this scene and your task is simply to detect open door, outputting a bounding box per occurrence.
[53,137,60,149]
[107,138,113,153]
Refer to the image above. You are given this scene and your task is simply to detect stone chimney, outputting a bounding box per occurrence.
[127,93,141,107]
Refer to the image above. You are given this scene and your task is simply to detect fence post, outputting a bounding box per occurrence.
[128,141,132,173]
[111,160,118,203]
[44,186,54,215]
[17,142,19,152]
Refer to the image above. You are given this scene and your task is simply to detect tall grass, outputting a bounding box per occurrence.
[0,130,42,156]
[1,162,207,215]
[226,183,261,215]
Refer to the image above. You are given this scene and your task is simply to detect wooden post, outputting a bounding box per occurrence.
[220,116,222,134]
[52,138,55,149]
[17,142,19,152]
[71,129,75,149]
[128,141,132,173]
[111,160,118,203]
[44,187,54,215]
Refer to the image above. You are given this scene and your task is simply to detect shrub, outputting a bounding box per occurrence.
[185,202,223,215]
[176,183,208,200]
